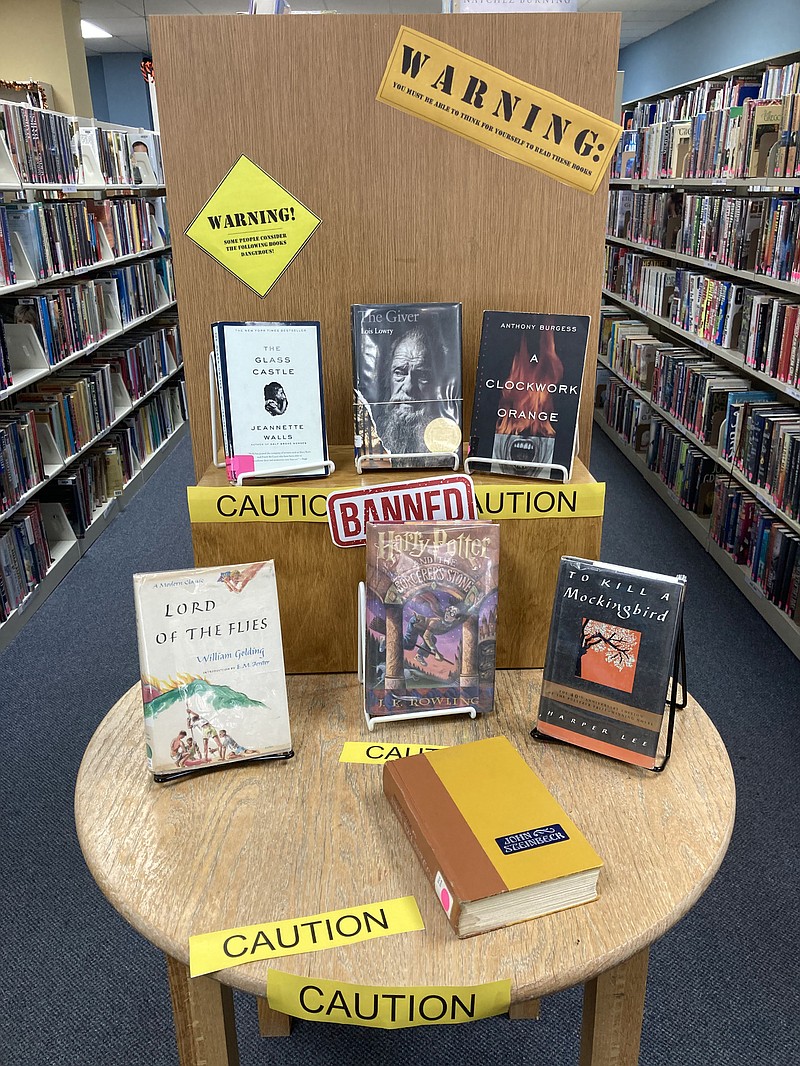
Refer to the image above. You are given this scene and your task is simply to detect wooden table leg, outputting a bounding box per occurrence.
[165,955,240,1066]
[509,999,541,1020]
[579,948,649,1066]
[257,997,293,1037]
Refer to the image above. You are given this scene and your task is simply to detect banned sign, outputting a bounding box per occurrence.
[326,475,476,548]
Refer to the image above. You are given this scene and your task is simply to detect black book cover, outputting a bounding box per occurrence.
[468,312,590,481]
[351,303,462,470]
[535,557,686,770]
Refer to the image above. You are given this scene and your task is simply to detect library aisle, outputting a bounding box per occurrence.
[1,429,797,1066]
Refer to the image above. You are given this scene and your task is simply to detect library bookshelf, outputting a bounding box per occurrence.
[0,101,186,650]
[601,50,800,659]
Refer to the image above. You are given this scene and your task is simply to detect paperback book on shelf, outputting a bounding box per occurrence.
[212,321,328,483]
[133,560,293,782]
[363,520,499,722]
[351,302,462,469]
[534,557,686,770]
[468,311,590,481]
[383,736,603,938]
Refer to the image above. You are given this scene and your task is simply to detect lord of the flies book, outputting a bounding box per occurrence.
[535,557,686,769]
[351,303,462,469]
[468,311,591,481]
[212,321,328,483]
[133,560,292,782]
[364,521,499,720]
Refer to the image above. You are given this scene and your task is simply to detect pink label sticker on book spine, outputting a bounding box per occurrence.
[226,454,255,481]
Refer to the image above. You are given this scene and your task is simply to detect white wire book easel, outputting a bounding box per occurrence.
[357,581,478,732]
[463,428,579,483]
[209,352,335,485]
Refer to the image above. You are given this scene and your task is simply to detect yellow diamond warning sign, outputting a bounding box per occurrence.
[185,155,321,298]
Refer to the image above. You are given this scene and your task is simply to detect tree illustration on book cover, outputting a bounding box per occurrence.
[576,618,641,694]
[133,560,292,781]
[364,521,499,719]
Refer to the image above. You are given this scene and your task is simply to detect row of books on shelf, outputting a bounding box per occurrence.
[0,320,181,517]
[0,499,53,623]
[46,380,185,537]
[712,478,800,622]
[624,63,800,129]
[0,195,169,287]
[0,102,163,187]
[602,309,800,520]
[598,376,800,625]
[614,95,800,181]
[0,253,175,387]
[0,380,186,624]
[604,248,800,383]
[607,189,800,284]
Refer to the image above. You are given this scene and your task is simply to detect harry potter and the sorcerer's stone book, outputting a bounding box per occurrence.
[535,557,686,769]
[351,303,462,470]
[133,560,292,782]
[468,311,590,481]
[364,521,499,721]
[212,321,328,483]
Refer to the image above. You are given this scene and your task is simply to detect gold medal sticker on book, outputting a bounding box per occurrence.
[132,560,293,782]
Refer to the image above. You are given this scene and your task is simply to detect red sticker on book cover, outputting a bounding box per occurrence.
[327,475,477,548]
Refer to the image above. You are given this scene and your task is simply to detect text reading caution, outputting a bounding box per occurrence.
[339,742,447,763]
[377,26,621,194]
[185,155,321,298]
[327,475,476,548]
[268,971,512,1028]
[189,896,424,977]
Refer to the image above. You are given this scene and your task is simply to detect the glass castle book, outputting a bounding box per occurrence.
[364,521,499,721]
[133,560,293,782]
[351,302,462,469]
[468,311,590,481]
[212,321,328,483]
[535,557,686,769]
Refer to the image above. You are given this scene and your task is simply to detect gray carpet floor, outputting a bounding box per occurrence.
[1,425,798,1065]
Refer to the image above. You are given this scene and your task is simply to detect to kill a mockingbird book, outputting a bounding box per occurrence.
[535,557,686,769]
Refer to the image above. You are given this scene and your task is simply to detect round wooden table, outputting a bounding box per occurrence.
[75,672,735,1066]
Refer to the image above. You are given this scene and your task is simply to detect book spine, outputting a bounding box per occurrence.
[382,763,463,935]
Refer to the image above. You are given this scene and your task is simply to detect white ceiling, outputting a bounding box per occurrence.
[79,0,718,56]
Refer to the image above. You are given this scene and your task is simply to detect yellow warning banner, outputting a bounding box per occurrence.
[187,480,605,523]
[185,155,321,298]
[189,896,424,978]
[267,971,512,1028]
[377,26,621,194]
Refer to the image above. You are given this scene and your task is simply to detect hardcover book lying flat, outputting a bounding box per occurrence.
[468,311,590,481]
[133,560,293,782]
[535,557,686,770]
[351,302,462,470]
[384,736,602,937]
[212,321,328,483]
[364,520,499,723]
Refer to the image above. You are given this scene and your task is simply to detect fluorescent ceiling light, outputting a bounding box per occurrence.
[81,20,112,39]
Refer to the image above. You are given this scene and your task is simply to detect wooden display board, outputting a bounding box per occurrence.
[188,448,603,674]
[151,12,619,672]
[150,12,620,477]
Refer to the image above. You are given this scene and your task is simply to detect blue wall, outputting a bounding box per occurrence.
[87,53,153,129]
[619,0,800,103]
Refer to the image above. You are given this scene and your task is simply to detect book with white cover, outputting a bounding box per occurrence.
[133,560,293,782]
[212,320,328,482]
